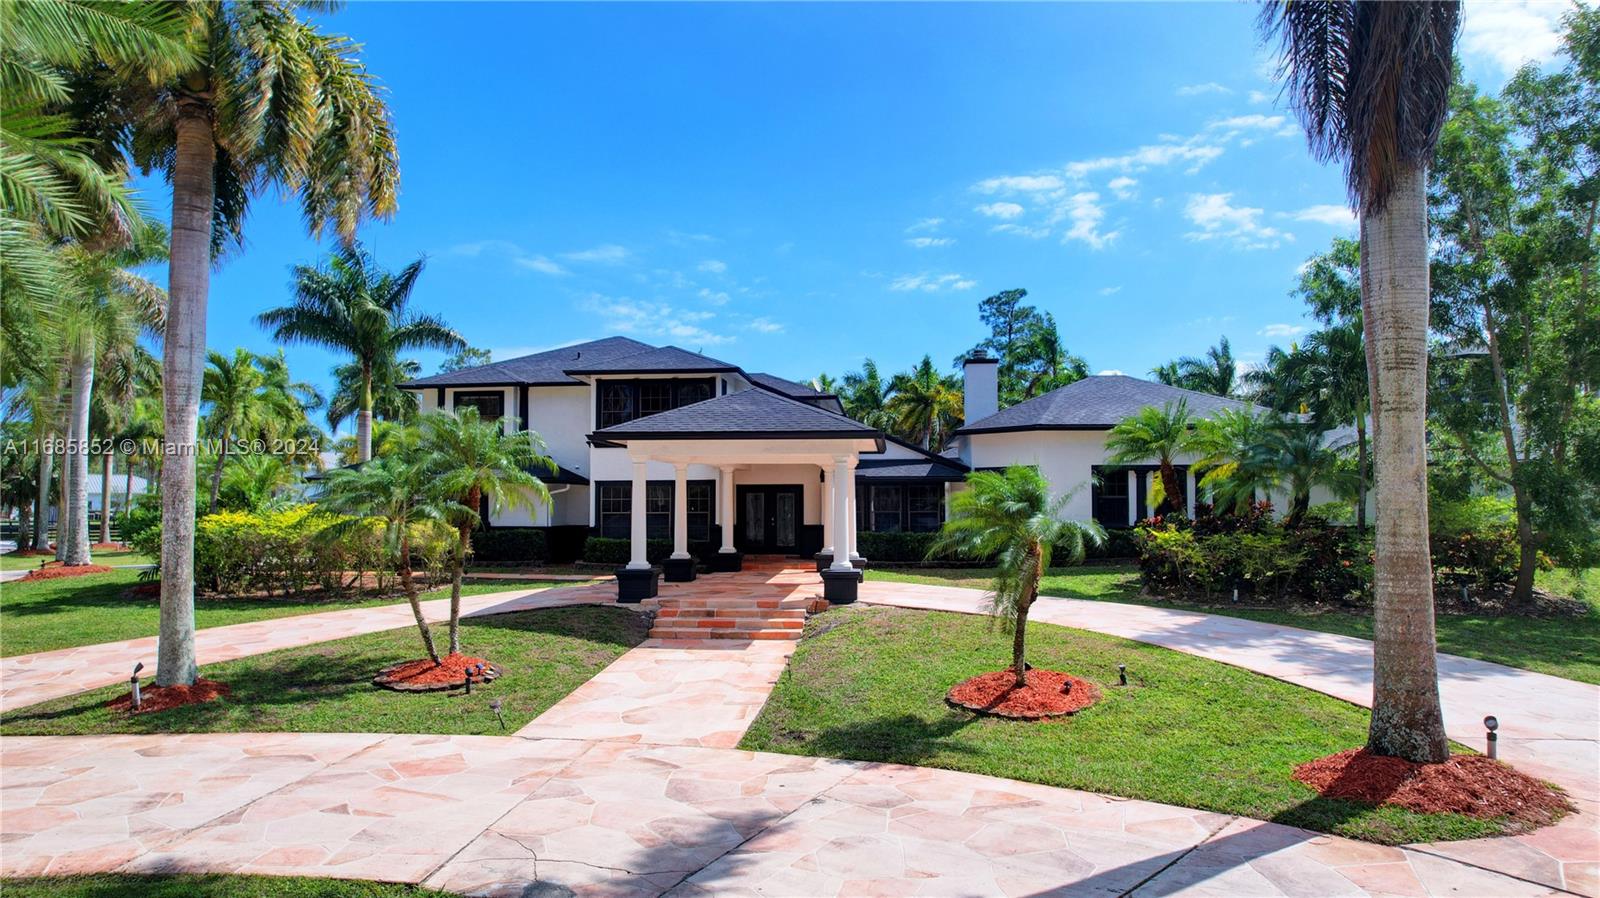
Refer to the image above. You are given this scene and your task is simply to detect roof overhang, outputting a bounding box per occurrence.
[955,423,1114,436]
[593,434,884,464]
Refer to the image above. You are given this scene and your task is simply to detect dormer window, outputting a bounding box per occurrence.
[595,377,716,428]
[452,391,504,422]
[599,383,634,428]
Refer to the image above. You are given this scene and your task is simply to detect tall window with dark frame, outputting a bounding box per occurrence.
[907,485,943,532]
[598,484,630,538]
[595,481,716,544]
[453,391,505,422]
[599,384,634,428]
[686,482,713,541]
[595,378,717,428]
[862,483,945,533]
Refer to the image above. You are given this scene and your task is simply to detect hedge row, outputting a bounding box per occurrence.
[854,528,1138,564]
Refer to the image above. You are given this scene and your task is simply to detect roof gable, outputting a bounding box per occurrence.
[591,387,878,439]
[563,345,739,375]
[958,375,1257,433]
[403,337,655,387]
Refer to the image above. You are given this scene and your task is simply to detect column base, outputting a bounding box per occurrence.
[663,556,697,582]
[814,551,833,573]
[850,554,868,570]
[820,567,864,605]
[710,550,743,573]
[615,567,659,603]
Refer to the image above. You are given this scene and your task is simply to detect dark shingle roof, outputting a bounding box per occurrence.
[564,344,740,375]
[747,372,826,398]
[856,458,969,481]
[403,337,655,387]
[592,387,880,441]
[957,375,1256,434]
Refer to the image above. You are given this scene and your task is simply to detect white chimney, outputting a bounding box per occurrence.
[963,350,999,424]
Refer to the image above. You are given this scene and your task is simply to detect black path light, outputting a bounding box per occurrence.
[490,698,505,730]
[1484,715,1499,760]
[129,662,144,711]
[1117,663,1128,687]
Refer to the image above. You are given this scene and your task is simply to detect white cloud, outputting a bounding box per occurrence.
[1176,82,1231,97]
[1289,204,1357,227]
[975,202,1024,219]
[564,244,630,264]
[975,174,1068,194]
[888,273,977,293]
[1096,369,1126,376]
[698,259,727,274]
[746,317,784,334]
[1258,323,1307,338]
[448,240,567,276]
[582,294,732,345]
[991,223,1050,239]
[1107,176,1138,200]
[1184,193,1292,250]
[698,288,730,306]
[906,236,955,249]
[1248,89,1272,105]
[664,229,717,245]
[1058,192,1119,250]
[1099,286,1123,296]
[906,217,944,233]
[1461,0,1567,73]
[1207,114,1299,138]
[1063,141,1225,179]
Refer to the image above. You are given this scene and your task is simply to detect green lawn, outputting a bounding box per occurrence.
[1,548,153,571]
[0,569,598,657]
[1,604,647,734]
[743,605,1546,845]
[866,564,1600,684]
[2,874,453,898]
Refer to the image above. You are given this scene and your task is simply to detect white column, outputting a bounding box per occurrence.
[627,459,649,569]
[830,456,854,572]
[1186,468,1197,516]
[845,459,860,561]
[671,463,690,559]
[821,469,834,555]
[719,466,736,554]
[1126,470,1137,525]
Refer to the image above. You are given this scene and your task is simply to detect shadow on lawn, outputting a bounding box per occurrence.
[782,712,983,767]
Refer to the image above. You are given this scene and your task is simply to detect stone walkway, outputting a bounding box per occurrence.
[517,639,797,748]
[0,732,1567,897]
[862,578,1600,895]
[0,581,616,713]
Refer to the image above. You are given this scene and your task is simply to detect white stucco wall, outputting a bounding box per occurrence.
[732,464,825,525]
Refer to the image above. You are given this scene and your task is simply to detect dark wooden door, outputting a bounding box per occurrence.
[736,485,803,553]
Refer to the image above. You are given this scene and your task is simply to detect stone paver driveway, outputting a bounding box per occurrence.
[1,732,1567,897]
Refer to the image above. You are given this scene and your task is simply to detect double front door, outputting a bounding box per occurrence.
[736,485,801,554]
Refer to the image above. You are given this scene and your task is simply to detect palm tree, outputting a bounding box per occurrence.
[201,350,313,513]
[1301,323,1369,529]
[327,357,421,436]
[1104,400,1196,516]
[95,343,160,544]
[930,467,1104,687]
[1261,0,1459,763]
[886,355,964,450]
[1262,421,1354,526]
[104,2,401,689]
[420,408,554,654]
[218,454,300,513]
[259,245,462,463]
[1190,408,1281,514]
[319,456,444,664]
[55,230,166,564]
[1014,313,1088,399]
[841,359,892,429]
[1175,336,1238,398]
[1150,361,1183,387]
[811,373,839,394]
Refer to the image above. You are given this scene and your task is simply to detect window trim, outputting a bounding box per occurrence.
[452,389,506,422]
[594,377,717,428]
[859,482,945,534]
[594,479,717,544]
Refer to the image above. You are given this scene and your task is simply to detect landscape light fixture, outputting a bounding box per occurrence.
[1118,663,1128,687]
[1484,715,1499,759]
[129,662,144,711]
[490,698,505,730]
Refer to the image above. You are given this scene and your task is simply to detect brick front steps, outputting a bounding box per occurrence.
[644,594,810,640]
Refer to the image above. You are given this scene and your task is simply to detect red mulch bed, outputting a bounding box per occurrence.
[1294,748,1572,827]
[108,678,230,714]
[947,669,1101,719]
[90,542,128,551]
[373,653,501,693]
[19,564,114,582]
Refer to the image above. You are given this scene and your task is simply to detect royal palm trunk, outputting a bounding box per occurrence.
[100,451,113,545]
[358,362,373,462]
[33,435,52,551]
[155,97,216,688]
[1361,166,1449,763]
[208,426,229,513]
[63,348,94,565]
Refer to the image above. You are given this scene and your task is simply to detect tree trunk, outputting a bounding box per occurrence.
[100,450,113,545]
[1355,413,1369,532]
[1158,459,1182,517]
[155,96,216,689]
[1360,166,1449,764]
[358,361,373,462]
[449,485,478,655]
[1481,304,1537,606]
[1011,543,1041,688]
[63,346,92,564]
[123,461,134,528]
[33,436,52,551]
[208,425,229,513]
[398,532,440,663]
[18,503,33,551]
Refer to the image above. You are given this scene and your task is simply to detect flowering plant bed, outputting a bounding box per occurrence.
[1292,748,1572,829]
[373,653,502,693]
[108,678,230,714]
[20,564,114,582]
[947,669,1101,719]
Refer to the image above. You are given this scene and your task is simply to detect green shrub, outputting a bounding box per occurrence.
[582,535,673,565]
[1136,518,1368,604]
[857,530,948,562]
[1431,523,1520,585]
[470,528,548,564]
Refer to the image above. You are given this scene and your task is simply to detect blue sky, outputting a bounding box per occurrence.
[143,1,1572,434]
